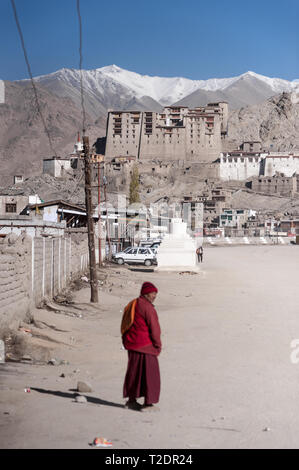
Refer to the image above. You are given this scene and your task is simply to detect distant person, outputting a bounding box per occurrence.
[121,282,161,411]
[196,245,203,263]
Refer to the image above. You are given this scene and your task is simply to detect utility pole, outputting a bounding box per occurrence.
[83,136,98,303]
[103,175,112,260]
[98,161,102,266]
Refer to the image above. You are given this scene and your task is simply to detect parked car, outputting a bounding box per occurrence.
[113,247,157,266]
[150,242,161,251]
[139,240,162,251]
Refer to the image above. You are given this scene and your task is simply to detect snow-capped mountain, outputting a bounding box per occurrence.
[21,65,299,118]
[99,66,299,102]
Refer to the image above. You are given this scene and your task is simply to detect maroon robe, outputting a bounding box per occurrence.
[123,296,162,404]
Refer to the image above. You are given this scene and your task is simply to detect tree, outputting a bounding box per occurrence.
[129,165,140,204]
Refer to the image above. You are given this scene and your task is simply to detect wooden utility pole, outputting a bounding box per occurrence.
[103,177,112,260]
[83,136,98,303]
[98,161,102,266]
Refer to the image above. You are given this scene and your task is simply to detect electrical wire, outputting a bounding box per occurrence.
[68,169,85,202]
[10,0,58,158]
[10,0,89,203]
[10,0,87,184]
[76,0,87,137]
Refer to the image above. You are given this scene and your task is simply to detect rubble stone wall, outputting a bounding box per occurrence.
[0,234,32,332]
[0,233,91,335]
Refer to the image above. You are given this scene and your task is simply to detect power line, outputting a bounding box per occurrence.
[68,169,85,201]
[76,0,87,137]
[10,0,87,201]
[10,0,58,158]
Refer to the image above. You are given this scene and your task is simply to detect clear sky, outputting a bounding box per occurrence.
[0,0,298,81]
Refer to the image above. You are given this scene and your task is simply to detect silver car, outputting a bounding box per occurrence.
[113,247,156,266]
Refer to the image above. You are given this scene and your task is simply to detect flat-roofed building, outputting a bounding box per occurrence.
[105,103,229,163]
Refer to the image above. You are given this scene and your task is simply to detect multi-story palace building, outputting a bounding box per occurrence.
[105,102,229,163]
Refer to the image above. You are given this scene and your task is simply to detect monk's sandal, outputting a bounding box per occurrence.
[124,400,143,411]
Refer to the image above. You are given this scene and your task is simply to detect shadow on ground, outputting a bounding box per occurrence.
[30,387,124,408]
[128,268,155,273]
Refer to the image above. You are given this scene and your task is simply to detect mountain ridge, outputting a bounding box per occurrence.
[1,66,299,185]
[18,65,299,118]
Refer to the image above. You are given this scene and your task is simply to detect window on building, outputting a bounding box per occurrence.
[5,203,17,213]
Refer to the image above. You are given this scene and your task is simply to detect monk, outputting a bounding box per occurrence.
[121,281,162,411]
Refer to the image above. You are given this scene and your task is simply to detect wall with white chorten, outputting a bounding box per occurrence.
[156,218,198,271]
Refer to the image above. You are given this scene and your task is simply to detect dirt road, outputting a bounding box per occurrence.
[1,245,299,449]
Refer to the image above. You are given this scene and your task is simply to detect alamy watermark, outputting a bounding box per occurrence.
[98,194,204,241]
[0,80,4,104]
[290,339,299,364]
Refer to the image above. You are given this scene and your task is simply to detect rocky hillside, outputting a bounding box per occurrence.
[0,81,105,185]
[228,92,299,151]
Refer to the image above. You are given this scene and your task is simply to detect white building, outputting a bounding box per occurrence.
[43,157,72,178]
[263,154,299,177]
[219,209,253,229]
[219,152,265,181]
[219,151,299,181]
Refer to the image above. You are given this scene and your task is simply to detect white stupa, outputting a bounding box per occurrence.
[156,218,199,271]
[73,132,83,153]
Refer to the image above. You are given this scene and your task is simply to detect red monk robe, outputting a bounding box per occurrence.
[121,282,161,408]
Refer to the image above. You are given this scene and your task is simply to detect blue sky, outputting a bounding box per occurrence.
[0,0,298,81]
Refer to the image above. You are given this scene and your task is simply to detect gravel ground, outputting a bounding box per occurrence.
[1,245,299,449]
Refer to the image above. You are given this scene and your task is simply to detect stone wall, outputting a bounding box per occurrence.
[249,175,297,197]
[0,233,91,335]
[0,233,32,332]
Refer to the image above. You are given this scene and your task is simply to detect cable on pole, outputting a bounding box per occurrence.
[76,0,87,137]
[10,0,58,158]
